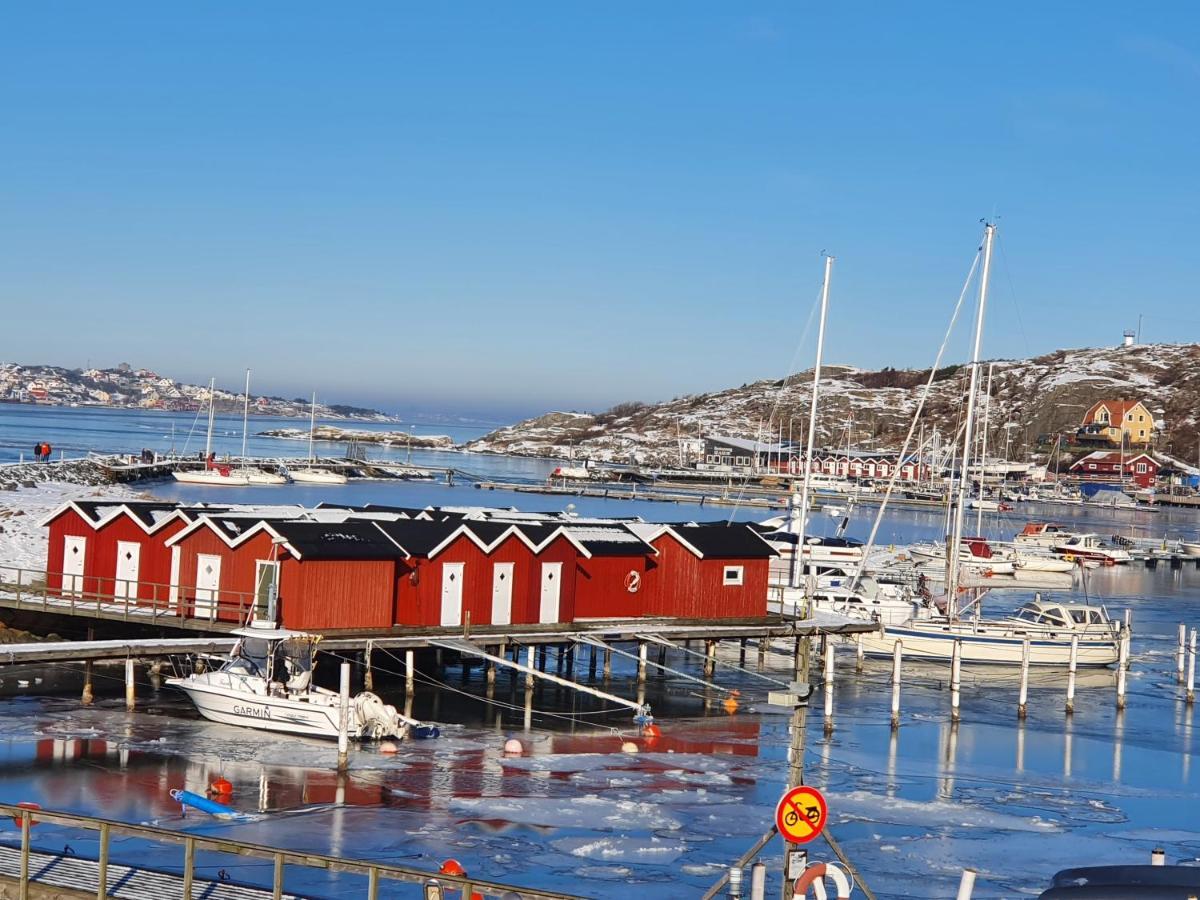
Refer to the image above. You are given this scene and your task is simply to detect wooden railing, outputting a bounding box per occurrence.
[0,564,256,628]
[1,801,581,899]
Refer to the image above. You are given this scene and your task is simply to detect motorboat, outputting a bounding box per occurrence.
[168,626,432,740]
[1012,549,1077,574]
[860,598,1121,666]
[764,532,865,575]
[1052,533,1132,564]
[243,468,289,485]
[908,538,1015,575]
[1179,539,1200,558]
[1015,522,1078,548]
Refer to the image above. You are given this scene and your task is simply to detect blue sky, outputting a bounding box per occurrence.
[2,3,1198,420]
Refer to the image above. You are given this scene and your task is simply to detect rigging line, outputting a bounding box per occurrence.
[640,636,791,687]
[575,638,736,694]
[725,280,825,524]
[850,242,983,590]
[994,229,1034,360]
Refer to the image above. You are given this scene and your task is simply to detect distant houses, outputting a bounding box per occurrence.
[698,435,926,481]
[1067,450,1160,489]
[1077,399,1156,447]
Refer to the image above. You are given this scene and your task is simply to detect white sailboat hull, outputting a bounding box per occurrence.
[860,622,1120,666]
[172,470,252,487]
[244,470,288,485]
[290,469,348,485]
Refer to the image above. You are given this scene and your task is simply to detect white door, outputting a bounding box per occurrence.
[254,560,280,622]
[539,562,562,624]
[195,554,222,620]
[491,562,514,626]
[440,562,464,627]
[168,545,181,612]
[62,535,86,596]
[115,541,141,601]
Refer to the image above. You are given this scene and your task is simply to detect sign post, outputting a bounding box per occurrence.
[775,785,829,899]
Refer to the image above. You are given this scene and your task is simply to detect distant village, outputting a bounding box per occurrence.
[0,362,390,421]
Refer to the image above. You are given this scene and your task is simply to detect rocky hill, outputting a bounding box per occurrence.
[468,343,1200,466]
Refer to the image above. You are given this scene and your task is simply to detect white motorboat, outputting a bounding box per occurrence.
[1012,549,1077,574]
[168,626,434,740]
[1179,540,1200,558]
[765,533,865,576]
[1052,533,1132,565]
[908,538,1015,575]
[1014,522,1078,548]
[860,598,1122,666]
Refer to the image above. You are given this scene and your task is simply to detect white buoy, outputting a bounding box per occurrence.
[503,738,523,755]
[378,741,399,755]
[620,741,639,754]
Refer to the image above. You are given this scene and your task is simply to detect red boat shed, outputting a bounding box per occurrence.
[638,523,776,619]
[41,500,193,606]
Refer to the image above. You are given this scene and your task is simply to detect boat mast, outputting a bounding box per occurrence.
[790,254,833,591]
[204,377,216,461]
[975,362,994,533]
[947,223,996,618]
[308,392,317,463]
[241,368,251,464]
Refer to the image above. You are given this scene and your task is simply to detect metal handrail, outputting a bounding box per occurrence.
[1,802,583,900]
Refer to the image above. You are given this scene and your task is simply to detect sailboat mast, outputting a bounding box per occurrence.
[975,362,994,533]
[948,224,996,617]
[308,392,317,463]
[241,368,251,463]
[204,378,215,460]
[790,254,834,590]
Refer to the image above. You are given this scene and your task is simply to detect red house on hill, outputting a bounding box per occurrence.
[1068,451,1160,489]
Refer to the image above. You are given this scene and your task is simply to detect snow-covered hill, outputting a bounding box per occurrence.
[468,343,1200,465]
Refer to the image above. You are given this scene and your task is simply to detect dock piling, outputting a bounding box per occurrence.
[588,644,597,680]
[950,639,962,724]
[336,662,350,772]
[890,641,902,730]
[1066,635,1078,715]
[823,640,835,734]
[364,641,374,693]
[1022,638,1032,724]
[124,658,135,711]
[637,641,648,685]
[1178,623,1187,684]
[704,640,717,680]
[525,646,535,692]
[1188,629,1196,705]
[82,659,95,707]
[757,638,766,672]
[404,650,415,698]
[1116,629,1129,711]
[603,646,612,681]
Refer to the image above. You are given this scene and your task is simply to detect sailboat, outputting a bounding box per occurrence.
[287,392,349,485]
[239,369,288,485]
[856,224,1121,666]
[172,379,252,486]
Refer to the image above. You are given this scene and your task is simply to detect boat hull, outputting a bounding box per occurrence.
[289,469,348,485]
[172,471,252,486]
[860,624,1119,666]
[168,679,344,738]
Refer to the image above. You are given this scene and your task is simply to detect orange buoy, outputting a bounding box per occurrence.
[439,859,466,877]
[11,801,40,828]
[723,697,740,714]
[642,723,661,738]
[210,777,233,795]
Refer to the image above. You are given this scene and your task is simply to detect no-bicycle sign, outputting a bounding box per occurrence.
[774,785,828,844]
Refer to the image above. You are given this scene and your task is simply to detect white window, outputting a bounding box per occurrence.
[723,565,744,586]
[735,455,750,466]
[1136,462,1147,473]
[1088,463,1096,470]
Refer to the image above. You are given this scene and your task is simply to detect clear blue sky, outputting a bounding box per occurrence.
[2,3,1198,420]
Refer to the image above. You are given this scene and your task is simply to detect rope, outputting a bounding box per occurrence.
[577,639,737,695]
[642,636,790,687]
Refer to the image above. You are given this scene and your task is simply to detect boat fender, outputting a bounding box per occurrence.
[1063,554,1075,563]
[170,788,238,818]
[412,725,440,740]
[792,862,852,899]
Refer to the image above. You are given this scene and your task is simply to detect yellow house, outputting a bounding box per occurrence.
[1081,399,1155,445]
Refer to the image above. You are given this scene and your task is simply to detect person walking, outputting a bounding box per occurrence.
[32,442,41,463]
[44,442,53,461]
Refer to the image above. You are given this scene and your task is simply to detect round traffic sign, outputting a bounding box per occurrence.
[774,785,828,844]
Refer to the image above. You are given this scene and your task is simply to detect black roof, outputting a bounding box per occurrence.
[562,525,657,557]
[270,520,407,561]
[204,516,289,543]
[672,524,777,558]
[72,500,180,528]
[461,520,514,546]
[373,519,465,557]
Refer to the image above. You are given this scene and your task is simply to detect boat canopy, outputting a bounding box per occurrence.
[231,626,313,641]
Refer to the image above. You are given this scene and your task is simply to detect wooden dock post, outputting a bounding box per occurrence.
[1178,623,1187,684]
[364,641,374,693]
[703,640,716,679]
[405,650,415,698]
[823,639,835,735]
[537,645,547,672]
[757,638,767,672]
[1018,638,1030,719]
[588,644,597,680]
[555,645,565,676]
[890,641,902,730]
[1066,635,1078,715]
[1116,628,1129,711]
[738,637,747,666]
[336,661,350,773]
[950,639,962,724]
[1187,629,1196,705]
[603,646,612,681]
[524,646,535,731]
[82,659,95,706]
[637,641,648,685]
[125,658,136,711]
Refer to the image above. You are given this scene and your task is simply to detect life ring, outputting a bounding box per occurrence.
[624,570,641,593]
[793,862,852,899]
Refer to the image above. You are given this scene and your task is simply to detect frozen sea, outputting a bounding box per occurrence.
[1,408,1200,897]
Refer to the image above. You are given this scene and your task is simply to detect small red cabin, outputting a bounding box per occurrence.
[642,524,775,619]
